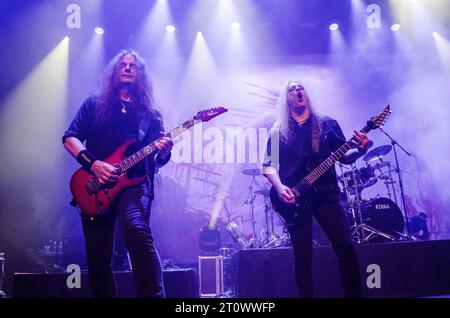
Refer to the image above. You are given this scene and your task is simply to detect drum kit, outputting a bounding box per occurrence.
[338,145,408,243]
[229,142,410,248]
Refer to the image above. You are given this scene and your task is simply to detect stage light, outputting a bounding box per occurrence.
[231,22,240,30]
[94,27,104,35]
[391,24,401,31]
[329,23,339,31]
[199,224,221,254]
[166,24,175,32]
[433,31,438,36]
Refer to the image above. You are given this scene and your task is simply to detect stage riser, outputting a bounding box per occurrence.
[234,240,450,298]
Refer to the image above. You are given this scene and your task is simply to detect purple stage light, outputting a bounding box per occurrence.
[391,24,400,31]
[329,23,339,31]
[94,27,104,35]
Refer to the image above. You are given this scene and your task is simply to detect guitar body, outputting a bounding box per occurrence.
[70,140,146,218]
[269,153,330,225]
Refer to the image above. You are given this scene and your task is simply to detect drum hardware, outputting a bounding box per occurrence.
[346,196,402,244]
[338,162,402,243]
[240,168,291,249]
[375,160,398,205]
[359,197,405,242]
[241,168,263,248]
[254,188,291,248]
[379,128,413,235]
[358,165,377,188]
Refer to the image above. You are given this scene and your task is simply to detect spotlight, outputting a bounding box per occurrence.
[199,224,221,254]
[94,27,104,35]
[166,25,176,33]
[432,32,438,36]
[391,24,400,31]
[231,22,240,31]
[329,23,339,31]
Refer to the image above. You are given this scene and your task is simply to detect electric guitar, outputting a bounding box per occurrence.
[269,105,392,225]
[70,107,228,217]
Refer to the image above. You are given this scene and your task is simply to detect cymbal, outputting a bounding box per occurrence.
[241,168,262,176]
[363,145,392,162]
[254,189,270,197]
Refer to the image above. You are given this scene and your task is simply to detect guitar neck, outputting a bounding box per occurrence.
[296,124,372,189]
[117,117,200,172]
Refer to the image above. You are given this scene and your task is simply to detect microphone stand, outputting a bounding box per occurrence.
[379,128,412,234]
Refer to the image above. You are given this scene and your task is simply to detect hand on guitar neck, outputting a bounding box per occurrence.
[153,132,174,163]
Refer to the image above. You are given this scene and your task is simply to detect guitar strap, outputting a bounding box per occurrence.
[138,112,152,142]
[138,112,154,178]
[311,115,321,153]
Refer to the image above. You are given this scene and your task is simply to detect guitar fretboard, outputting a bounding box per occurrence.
[295,125,371,190]
[117,117,198,172]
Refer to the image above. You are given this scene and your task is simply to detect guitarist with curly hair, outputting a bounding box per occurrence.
[63,50,173,298]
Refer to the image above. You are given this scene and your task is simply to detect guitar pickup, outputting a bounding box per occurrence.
[85,178,102,194]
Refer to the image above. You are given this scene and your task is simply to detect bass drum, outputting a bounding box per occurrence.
[363,198,404,240]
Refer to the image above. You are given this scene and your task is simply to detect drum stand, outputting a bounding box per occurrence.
[351,193,398,243]
[261,201,279,247]
[260,199,290,248]
[380,128,412,235]
[242,175,262,248]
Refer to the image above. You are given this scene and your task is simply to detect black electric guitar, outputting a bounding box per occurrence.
[269,105,392,225]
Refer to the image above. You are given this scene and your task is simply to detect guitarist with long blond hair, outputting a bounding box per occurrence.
[62,50,173,297]
[262,80,371,298]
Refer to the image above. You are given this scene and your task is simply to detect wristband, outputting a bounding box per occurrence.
[76,150,97,171]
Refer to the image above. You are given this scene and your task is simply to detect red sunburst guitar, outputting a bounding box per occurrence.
[70,107,228,218]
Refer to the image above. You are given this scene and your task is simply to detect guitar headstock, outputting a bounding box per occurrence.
[195,107,228,122]
[368,104,392,130]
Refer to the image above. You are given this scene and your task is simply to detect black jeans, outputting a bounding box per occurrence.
[287,193,362,298]
[81,183,165,298]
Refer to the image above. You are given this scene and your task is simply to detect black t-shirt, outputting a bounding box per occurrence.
[263,116,349,193]
[62,96,169,198]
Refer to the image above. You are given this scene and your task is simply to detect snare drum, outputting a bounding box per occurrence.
[363,198,404,239]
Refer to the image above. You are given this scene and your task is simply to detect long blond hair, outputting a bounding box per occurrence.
[274,80,320,143]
